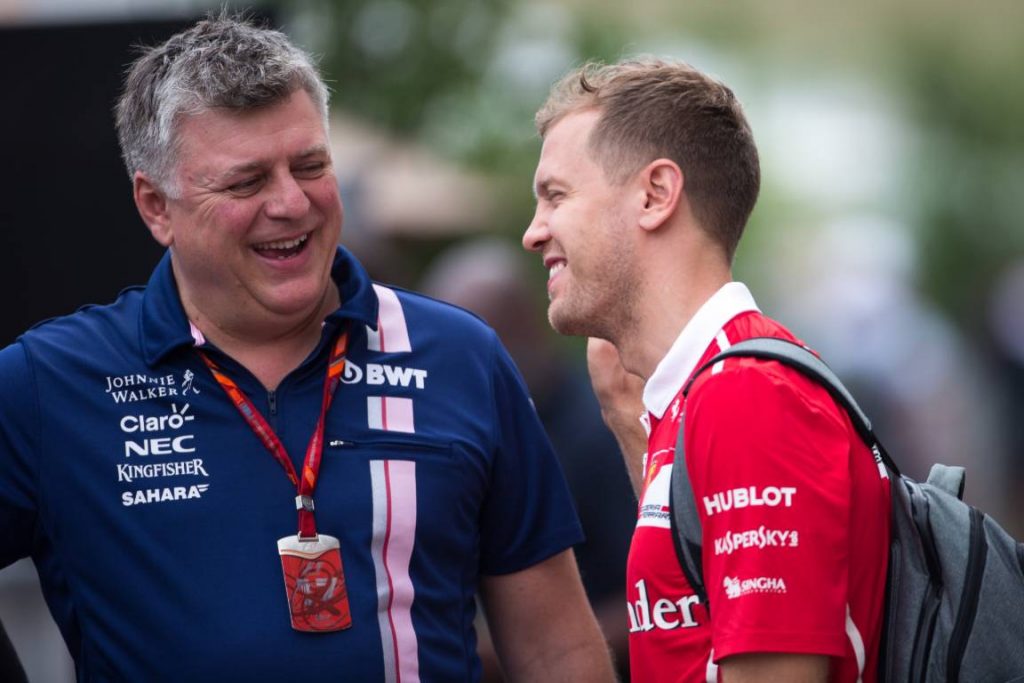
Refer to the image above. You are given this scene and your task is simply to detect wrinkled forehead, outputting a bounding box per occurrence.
[171,91,330,173]
[164,76,327,137]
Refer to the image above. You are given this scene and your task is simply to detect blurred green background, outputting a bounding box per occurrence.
[281,0,1024,324]
[283,0,1024,530]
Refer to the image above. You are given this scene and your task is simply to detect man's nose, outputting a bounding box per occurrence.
[265,172,311,219]
[522,209,549,253]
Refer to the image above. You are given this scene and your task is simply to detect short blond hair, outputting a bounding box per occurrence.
[537,58,760,260]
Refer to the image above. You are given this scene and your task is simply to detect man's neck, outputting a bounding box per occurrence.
[612,298,704,381]
[614,260,732,381]
[187,286,341,391]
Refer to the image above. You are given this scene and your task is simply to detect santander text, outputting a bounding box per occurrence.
[627,579,701,633]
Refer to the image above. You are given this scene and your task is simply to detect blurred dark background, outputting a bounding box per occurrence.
[0,18,190,340]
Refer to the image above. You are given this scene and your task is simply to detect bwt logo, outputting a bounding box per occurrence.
[342,362,427,389]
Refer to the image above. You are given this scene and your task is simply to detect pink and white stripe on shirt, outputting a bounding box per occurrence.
[367,396,415,434]
[370,459,420,683]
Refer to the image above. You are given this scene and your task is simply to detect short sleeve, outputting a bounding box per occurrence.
[478,336,584,575]
[0,342,42,569]
[686,361,852,660]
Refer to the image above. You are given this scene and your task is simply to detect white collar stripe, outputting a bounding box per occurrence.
[188,321,206,346]
[368,284,412,353]
[642,282,759,419]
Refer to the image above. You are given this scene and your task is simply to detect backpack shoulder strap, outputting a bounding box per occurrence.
[669,336,897,614]
[684,337,899,475]
[669,410,709,609]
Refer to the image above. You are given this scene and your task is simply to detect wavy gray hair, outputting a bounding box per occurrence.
[115,12,330,197]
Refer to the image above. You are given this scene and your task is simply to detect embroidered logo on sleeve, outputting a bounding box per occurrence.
[703,486,797,516]
[713,527,799,555]
[637,462,672,529]
[723,575,788,599]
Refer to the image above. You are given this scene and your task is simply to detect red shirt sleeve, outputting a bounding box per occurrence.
[685,359,853,661]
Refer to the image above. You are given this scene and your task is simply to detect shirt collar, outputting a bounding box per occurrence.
[140,246,380,366]
[642,282,760,419]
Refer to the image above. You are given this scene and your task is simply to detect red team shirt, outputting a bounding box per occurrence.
[627,283,890,682]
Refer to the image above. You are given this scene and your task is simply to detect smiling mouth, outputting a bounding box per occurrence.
[253,233,310,259]
[548,261,566,280]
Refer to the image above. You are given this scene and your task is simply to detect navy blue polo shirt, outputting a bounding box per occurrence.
[0,247,583,682]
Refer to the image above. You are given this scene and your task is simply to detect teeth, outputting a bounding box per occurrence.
[255,234,309,250]
[548,262,566,279]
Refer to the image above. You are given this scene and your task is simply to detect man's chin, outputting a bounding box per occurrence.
[548,305,592,339]
[257,280,334,318]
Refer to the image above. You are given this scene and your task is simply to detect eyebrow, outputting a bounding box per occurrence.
[214,161,261,183]
[212,144,332,183]
[293,144,331,161]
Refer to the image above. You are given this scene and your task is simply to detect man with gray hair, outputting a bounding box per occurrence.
[523,58,890,681]
[0,14,614,682]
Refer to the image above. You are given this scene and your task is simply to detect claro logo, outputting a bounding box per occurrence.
[342,362,427,389]
[120,404,197,458]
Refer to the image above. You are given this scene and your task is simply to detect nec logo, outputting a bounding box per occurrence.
[342,362,427,389]
[124,435,196,458]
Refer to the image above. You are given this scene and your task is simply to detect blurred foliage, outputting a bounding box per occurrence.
[888,31,1024,330]
[284,0,508,134]
[277,0,1023,332]
[632,1,1024,330]
[281,0,635,238]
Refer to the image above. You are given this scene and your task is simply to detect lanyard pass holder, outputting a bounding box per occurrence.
[278,493,351,632]
[278,468,353,632]
[202,331,353,632]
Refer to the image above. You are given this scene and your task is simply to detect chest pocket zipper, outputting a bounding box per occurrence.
[327,438,454,461]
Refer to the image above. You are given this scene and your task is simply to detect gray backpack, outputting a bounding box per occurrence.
[669,337,1024,682]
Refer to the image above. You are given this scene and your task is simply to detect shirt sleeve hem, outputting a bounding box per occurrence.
[480,524,584,576]
[714,630,848,661]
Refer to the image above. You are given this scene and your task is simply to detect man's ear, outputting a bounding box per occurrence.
[637,159,684,233]
[133,172,174,247]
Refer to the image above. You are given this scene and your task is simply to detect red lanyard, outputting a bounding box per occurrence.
[198,330,349,539]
